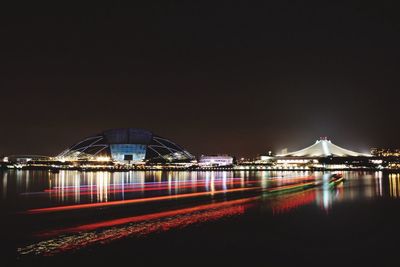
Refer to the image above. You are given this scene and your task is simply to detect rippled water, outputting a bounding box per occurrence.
[1,170,399,267]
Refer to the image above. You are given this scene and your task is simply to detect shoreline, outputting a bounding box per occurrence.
[1,165,399,173]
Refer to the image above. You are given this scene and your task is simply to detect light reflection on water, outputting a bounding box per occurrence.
[0,170,393,210]
[389,173,400,198]
[0,170,396,258]
[19,197,255,256]
[2,171,7,199]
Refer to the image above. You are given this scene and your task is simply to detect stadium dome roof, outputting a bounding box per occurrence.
[277,138,371,157]
[57,128,194,163]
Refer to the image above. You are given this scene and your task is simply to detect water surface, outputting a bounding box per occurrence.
[1,170,399,266]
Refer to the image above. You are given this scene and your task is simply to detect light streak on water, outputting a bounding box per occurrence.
[25,186,262,214]
[18,198,255,256]
[16,174,345,258]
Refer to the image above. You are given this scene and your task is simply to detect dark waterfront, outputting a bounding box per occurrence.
[1,170,400,266]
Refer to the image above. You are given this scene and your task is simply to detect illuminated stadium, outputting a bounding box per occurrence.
[277,137,371,158]
[57,128,195,164]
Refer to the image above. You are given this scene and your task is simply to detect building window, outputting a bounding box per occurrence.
[110,144,146,162]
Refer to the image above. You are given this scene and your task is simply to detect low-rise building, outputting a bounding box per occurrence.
[371,148,400,157]
[198,155,234,167]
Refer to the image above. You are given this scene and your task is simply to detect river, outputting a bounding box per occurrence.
[0,170,399,266]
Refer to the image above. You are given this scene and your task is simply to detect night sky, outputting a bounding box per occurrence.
[1,1,399,157]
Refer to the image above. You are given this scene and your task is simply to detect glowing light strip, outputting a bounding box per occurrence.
[20,203,248,256]
[46,180,260,197]
[329,177,344,187]
[46,178,247,193]
[31,183,326,242]
[51,178,244,189]
[271,188,316,214]
[36,196,259,238]
[21,178,344,256]
[22,176,316,196]
[266,175,315,182]
[22,181,243,196]
[25,178,320,214]
[25,187,262,214]
[19,179,244,196]
[51,175,314,190]
[266,181,315,193]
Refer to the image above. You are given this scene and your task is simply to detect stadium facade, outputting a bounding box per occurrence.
[57,128,195,164]
[272,138,374,169]
[277,138,371,158]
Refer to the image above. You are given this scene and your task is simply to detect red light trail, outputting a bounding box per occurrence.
[36,196,259,238]
[24,177,319,214]
[46,175,315,192]
[271,189,317,214]
[25,186,262,214]
[18,176,346,257]
[45,180,260,197]
[265,181,315,193]
[19,199,253,256]
[48,177,243,190]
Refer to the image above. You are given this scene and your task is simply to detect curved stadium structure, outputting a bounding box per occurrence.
[277,138,371,158]
[57,128,195,164]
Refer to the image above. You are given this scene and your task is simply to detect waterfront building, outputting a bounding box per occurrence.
[57,128,195,164]
[274,137,373,169]
[199,155,234,167]
[371,148,400,157]
[252,155,275,165]
[4,155,51,164]
[277,137,371,158]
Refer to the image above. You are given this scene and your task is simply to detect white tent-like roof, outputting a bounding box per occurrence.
[278,138,371,157]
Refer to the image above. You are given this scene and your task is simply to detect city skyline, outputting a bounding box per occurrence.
[0,129,379,158]
[2,2,400,266]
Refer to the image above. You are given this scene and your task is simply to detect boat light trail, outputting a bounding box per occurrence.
[45,180,261,197]
[36,196,259,238]
[49,175,314,190]
[45,179,257,194]
[271,189,317,214]
[50,178,244,190]
[21,176,316,197]
[24,178,320,214]
[21,178,247,196]
[18,175,345,257]
[25,186,262,214]
[265,181,316,194]
[19,200,253,257]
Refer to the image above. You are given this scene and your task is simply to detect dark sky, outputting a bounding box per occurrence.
[1,1,399,157]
